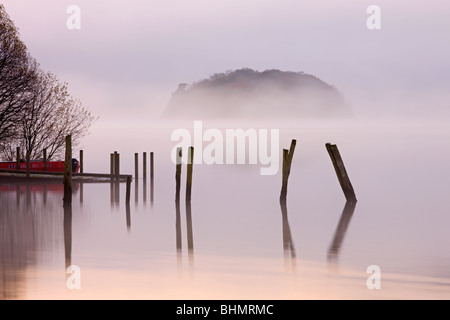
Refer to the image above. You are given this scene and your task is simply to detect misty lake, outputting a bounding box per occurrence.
[1,119,449,300]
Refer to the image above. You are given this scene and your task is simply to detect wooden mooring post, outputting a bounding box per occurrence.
[114,151,120,204]
[79,150,84,174]
[114,151,120,181]
[110,153,115,204]
[16,147,20,170]
[150,152,154,205]
[325,143,357,203]
[134,153,139,179]
[143,152,147,180]
[63,135,73,204]
[110,153,115,181]
[43,149,47,172]
[280,139,297,200]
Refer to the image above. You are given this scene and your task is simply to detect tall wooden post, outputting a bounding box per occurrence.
[134,153,139,179]
[110,153,115,204]
[143,152,147,180]
[16,147,20,170]
[325,143,357,203]
[79,150,84,174]
[114,151,120,181]
[150,152,154,204]
[63,135,73,204]
[43,148,47,172]
[26,150,30,179]
[143,152,147,204]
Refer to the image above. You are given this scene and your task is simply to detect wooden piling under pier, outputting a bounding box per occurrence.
[63,135,73,204]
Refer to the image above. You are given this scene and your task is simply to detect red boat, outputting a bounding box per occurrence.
[0,159,80,173]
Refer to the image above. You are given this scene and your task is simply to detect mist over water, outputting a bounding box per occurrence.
[1,0,450,300]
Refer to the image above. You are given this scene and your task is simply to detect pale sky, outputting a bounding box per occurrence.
[2,0,450,119]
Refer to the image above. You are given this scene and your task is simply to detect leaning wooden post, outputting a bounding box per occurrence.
[16,147,20,170]
[79,150,84,174]
[26,150,30,179]
[325,143,357,203]
[280,139,297,200]
[134,153,139,179]
[43,148,47,172]
[64,135,73,204]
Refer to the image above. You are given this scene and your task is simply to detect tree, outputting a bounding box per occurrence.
[1,71,96,161]
[23,72,96,160]
[0,5,96,161]
[0,5,38,148]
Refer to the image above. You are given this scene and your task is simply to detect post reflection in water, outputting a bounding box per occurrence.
[143,177,147,205]
[79,183,83,205]
[126,203,131,231]
[175,187,182,272]
[280,197,296,272]
[63,201,72,271]
[327,201,357,263]
[135,177,139,206]
[43,184,48,205]
[110,181,114,207]
[114,181,120,207]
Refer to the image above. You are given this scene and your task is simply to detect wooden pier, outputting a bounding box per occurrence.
[0,168,131,183]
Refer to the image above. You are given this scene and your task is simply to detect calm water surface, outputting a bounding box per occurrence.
[1,120,449,299]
